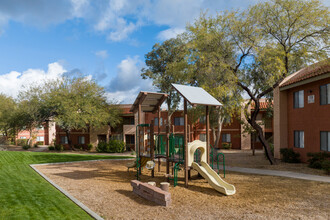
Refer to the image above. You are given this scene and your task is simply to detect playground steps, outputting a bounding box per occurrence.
[131,180,171,207]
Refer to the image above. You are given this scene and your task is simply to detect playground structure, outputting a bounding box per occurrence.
[129,84,235,195]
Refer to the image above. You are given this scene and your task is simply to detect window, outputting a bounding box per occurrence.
[123,116,134,125]
[20,136,27,139]
[199,134,206,142]
[78,136,85,144]
[222,133,231,143]
[36,126,44,130]
[199,116,206,124]
[294,90,304,108]
[61,136,68,144]
[154,118,163,126]
[36,136,44,141]
[125,135,135,145]
[174,117,184,126]
[320,131,330,152]
[320,84,330,105]
[294,131,304,148]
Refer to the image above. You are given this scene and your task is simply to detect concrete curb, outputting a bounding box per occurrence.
[30,158,133,220]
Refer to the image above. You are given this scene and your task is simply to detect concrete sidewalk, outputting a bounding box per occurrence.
[218,166,330,183]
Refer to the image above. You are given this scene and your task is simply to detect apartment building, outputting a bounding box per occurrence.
[274,59,330,162]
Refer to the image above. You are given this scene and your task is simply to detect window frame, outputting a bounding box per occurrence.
[78,136,85,144]
[174,117,184,126]
[320,131,330,152]
[293,90,304,108]
[222,133,231,143]
[294,130,304,148]
[61,136,68,144]
[36,136,44,142]
[320,83,330,105]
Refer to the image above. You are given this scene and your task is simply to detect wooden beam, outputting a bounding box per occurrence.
[206,105,210,164]
[152,94,168,114]
[150,119,155,178]
[184,99,188,188]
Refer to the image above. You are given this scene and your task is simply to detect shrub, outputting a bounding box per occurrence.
[33,143,38,148]
[87,144,93,151]
[307,152,330,169]
[280,148,301,163]
[0,137,9,145]
[22,144,30,150]
[54,144,64,152]
[321,160,330,175]
[74,144,83,151]
[222,143,231,149]
[48,146,55,151]
[109,140,125,153]
[17,139,28,146]
[96,142,108,153]
[96,140,125,153]
[36,141,44,145]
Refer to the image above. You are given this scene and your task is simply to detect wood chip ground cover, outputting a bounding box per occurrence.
[35,160,330,220]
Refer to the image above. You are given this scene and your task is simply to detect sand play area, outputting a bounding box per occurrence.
[34,159,330,220]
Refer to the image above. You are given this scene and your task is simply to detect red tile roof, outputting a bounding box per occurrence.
[280,59,330,87]
[251,101,273,110]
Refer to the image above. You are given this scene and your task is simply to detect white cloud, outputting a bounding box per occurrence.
[0,0,265,42]
[106,56,154,103]
[157,27,186,41]
[95,50,108,59]
[0,62,66,98]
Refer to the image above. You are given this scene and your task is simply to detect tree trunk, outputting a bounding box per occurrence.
[107,123,111,142]
[28,129,33,146]
[65,130,73,150]
[250,121,275,164]
[214,116,223,148]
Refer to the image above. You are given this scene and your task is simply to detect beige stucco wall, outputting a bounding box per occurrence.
[274,87,288,159]
[89,125,108,147]
[48,121,56,145]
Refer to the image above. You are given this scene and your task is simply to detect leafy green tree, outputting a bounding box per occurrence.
[141,37,189,127]
[104,102,123,142]
[185,0,329,164]
[0,94,17,142]
[17,86,49,145]
[180,14,243,148]
[41,77,112,149]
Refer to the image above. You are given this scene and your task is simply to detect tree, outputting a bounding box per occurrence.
[182,14,243,148]
[40,77,112,149]
[141,37,189,127]
[0,94,17,142]
[17,86,49,145]
[185,0,329,164]
[104,102,123,142]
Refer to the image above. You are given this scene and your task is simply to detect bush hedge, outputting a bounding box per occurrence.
[280,148,301,163]
[222,143,231,149]
[96,140,125,153]
[17,139,28,146]
[307,152,330,174]
[22,144,30,150]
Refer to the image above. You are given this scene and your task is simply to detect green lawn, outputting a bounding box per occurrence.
[0,151,131,219]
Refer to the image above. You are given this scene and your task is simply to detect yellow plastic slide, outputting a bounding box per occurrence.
[191,161,236,196]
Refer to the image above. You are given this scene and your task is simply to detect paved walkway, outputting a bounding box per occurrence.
[218,166,330,183]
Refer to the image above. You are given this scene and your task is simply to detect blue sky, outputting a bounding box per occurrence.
[0,0,328,103]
